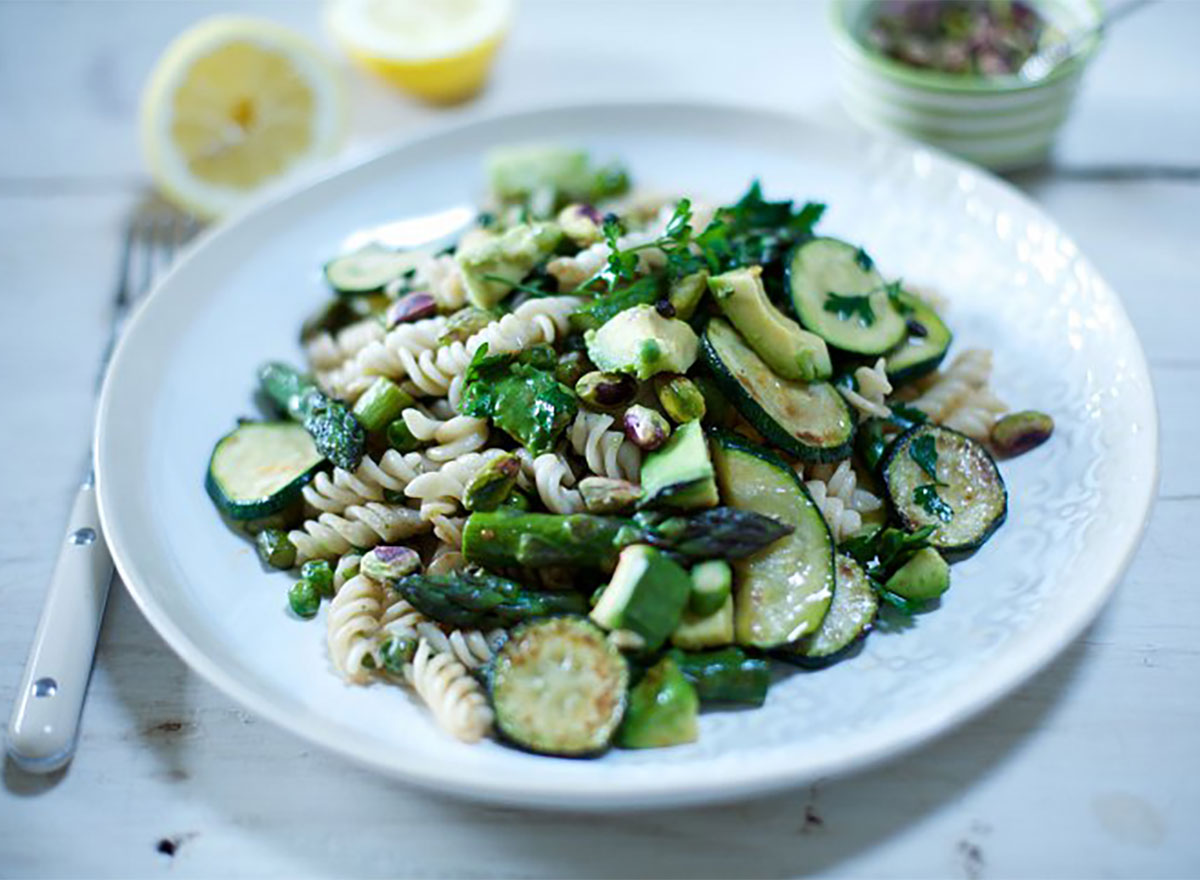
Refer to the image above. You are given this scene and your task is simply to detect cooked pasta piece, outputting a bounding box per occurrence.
[416,621,506,670]
[840,357,893,419]
[426,543,465,576]
[802,460,883,542]
[332,553,362,592]
[404,449,506,519]
[405,638,493,743]
[302,450,432,514]
[327,570,386,684]
[290,503,430,562]
[941,386,1008,440]
[568,409,641,483]
[401,409,490,462]
[327,314,449,401]
[910,348,993,422]
[524,451,585,514]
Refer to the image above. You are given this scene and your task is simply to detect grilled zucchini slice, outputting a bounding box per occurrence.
[882,424,1007,554]
[490,616,628,757]
[205,422,324,520]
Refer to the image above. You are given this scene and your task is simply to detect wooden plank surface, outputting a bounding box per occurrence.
[1,1,1197,877]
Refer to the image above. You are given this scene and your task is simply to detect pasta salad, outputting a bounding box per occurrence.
[205,146,1053,756]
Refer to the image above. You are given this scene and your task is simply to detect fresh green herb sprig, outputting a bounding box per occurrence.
[840,525,937,614]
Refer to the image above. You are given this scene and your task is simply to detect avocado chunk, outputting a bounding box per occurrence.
[671,595,734,650]
[486,145,629,214]
[456,221,563,308]
[885,546,950,601]
[590,544,692,651]
[639,420,719,511]
[709,266,832,381]
[616,656,699,749]
[585,304,699,380]
[668,270,709,321]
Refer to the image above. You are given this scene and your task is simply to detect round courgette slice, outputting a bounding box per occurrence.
[882,424,1007,554]
[490,616,628,757]
[786,238,907,355]
[702,317,854,463]
[884,289,952,383]
[323,245,424,296]
[784,553,879,667]
[205,422,324,520]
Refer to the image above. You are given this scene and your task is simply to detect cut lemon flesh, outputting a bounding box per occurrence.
[327,0,511,103]
[141,17,346,219]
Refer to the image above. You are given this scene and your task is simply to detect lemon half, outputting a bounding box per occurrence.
[140,16,346,219]
[327,0,512,104]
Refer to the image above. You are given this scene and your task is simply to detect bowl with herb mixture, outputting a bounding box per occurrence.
[206,145,1050,758]
[829,0,1103,169]
[96,104,1155,807]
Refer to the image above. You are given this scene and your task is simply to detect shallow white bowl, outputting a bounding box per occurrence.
[95,102,1156,810]
[829,0,1104,170]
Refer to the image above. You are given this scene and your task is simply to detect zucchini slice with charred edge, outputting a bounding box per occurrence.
[709,430,835,649]
[882,424,1007,554]
[323,245,425,296]
[783,553,878,667]
[884,290,952,383]
[701,317,854,462]
[206,422,324,520]
[786,238,907,355]
[490,616,628,757]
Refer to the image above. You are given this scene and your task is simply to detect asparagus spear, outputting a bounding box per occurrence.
[259,362,365,470]
[461,508,792,572]
[395,570,588,629]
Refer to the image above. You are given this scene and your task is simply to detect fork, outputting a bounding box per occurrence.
[6,196,198,773]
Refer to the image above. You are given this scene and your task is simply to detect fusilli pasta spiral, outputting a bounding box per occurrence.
[327,314,449,401]
[401,409,490,462]
[840,358,893,419]
[910,348,993,422]
[405,638,494,743]
[302,450,432,515]
[802,460,883,542]
[568,409,642,482]
[327,570,385,684]
[333,553,362,591]
[525,451,584,514]
[290,503,430,562]
[941,386,1008,440]
[415,621,506,671]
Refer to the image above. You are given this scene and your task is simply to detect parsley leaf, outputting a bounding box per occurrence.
[854,247,874,272]
[840,525,936,582]
[908,434,941,483]
[824,292,876,327]
[913,485,954,523]
[459,344,578,453]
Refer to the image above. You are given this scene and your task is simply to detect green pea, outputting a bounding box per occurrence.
[288,581,320,619]
[301,559,334,599]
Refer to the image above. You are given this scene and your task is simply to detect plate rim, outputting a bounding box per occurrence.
[95,99,1159,810]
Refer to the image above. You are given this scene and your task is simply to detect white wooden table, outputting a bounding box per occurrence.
[2,1,1197,876]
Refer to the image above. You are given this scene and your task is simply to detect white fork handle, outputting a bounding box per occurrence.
[6,478,113,773]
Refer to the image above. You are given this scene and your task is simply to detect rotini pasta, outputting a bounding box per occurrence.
[568,409,642,483]
[301,449,432,515]
[405,638,493,743]
[524,451,584,514]
[911,348,993,422]
[328,314,449,401]
[415,621,506,670]
[802,460,883,542]
[289,503,430,562]
[326,570,385,684]
[840,357,893,419]
[401,409,490,462]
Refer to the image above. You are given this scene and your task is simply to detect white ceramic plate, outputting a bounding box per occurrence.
[95,103,1157,810]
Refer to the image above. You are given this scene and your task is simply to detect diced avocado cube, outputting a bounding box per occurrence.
[671,595,734,650]
[487,145,592,205]
[584,304,699,380]
[456,221,563,308]
[590,544,691,651]
[668,271,709,321]
[616,656,699,749]
[709,266,832,381]
[639,420,719,511]
[885,546,950,600]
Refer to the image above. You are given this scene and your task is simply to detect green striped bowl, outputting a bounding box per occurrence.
[829,0,1103,170]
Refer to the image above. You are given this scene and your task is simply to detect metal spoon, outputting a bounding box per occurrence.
[1018,0,1156,82]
